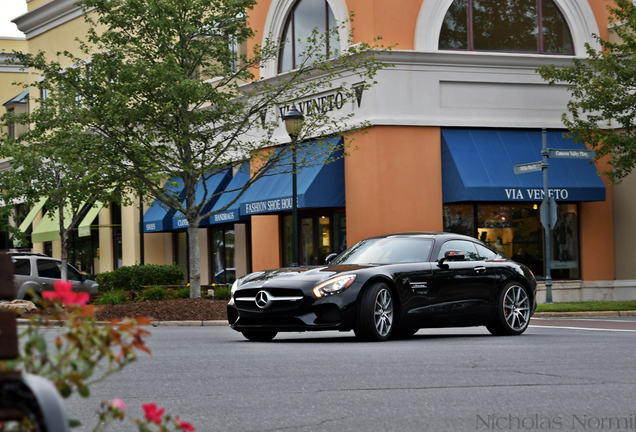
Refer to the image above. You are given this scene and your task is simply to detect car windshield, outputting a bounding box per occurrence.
[331,237,434,265]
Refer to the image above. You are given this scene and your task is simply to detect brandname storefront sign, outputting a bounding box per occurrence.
[279,92,347,118]
[262,86,364,126]
[213,211,237,222]
[243,197,297,215]
[505,188,570,200]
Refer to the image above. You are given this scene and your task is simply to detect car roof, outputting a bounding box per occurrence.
[366,232,475,241]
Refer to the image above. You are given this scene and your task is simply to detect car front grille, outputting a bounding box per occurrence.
[234,288,306,313]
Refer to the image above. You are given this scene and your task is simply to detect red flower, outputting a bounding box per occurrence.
[42,280,89,306]
[141,402,165,424]
[175,416,195,431]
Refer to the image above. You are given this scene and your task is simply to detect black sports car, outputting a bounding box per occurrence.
[227,232,537,342]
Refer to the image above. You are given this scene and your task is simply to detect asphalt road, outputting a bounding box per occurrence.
[58,318,636,432]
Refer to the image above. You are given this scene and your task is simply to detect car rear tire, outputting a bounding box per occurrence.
[241,331,277,342]
[354,282,394,342]
[487,282,531,336]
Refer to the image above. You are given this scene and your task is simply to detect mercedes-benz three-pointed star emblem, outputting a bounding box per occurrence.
[255,290,271,309]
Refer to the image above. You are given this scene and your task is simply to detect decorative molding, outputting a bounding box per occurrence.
[0,53,28,73]
[12,0,87,39]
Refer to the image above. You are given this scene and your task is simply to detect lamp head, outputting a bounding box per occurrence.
[284,104,304,138]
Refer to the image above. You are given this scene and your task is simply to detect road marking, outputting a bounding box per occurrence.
[530,325,636,332]
[530,318,636,332]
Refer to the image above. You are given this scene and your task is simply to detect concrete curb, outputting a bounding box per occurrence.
[533,310,636,318]
[150,320,228,327]
[16,319,230,327]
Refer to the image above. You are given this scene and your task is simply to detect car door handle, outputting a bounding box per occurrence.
[473,266,486,274]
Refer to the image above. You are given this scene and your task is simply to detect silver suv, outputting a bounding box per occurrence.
[11,253,99,300]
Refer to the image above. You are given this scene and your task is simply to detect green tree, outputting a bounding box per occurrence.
[8,0,390,297]
[538,0,636,183]
[0,81,124,280]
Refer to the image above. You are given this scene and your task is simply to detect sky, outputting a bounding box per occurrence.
[0,0,27,38]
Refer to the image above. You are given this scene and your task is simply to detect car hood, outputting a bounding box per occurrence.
[238,264,372,289]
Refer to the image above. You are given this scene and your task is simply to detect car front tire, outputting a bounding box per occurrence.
[354,282,394,342]
[487,282,531,336]
[241,331,277,342]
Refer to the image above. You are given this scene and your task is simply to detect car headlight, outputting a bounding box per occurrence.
[231,279,239,296]
[313,275,356,298]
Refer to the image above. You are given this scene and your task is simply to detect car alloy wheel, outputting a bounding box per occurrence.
[487,282,531,336]
[355,282,394,341]
[374,288,394,337]
[503,284,530,331]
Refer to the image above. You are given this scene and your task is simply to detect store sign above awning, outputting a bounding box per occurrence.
[238,138,345,216]
[441,129,606,203]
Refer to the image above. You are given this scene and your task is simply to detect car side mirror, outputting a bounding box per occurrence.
[437,250,465,268]
[325,253,338,265]
[81,274,87,282]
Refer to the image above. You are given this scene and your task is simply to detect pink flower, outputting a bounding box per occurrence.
[175,416,195,431]
[111,399,126,411]
[141,402,165,424]
[43,280,89,306]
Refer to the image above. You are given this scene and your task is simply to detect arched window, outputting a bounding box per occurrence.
[278,0,339,73]
[439,0,573,54]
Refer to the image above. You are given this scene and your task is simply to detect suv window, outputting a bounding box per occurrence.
[437,240,481,261]
[37,259,62,279]
[13,259,32,276]
[67,265,83,281]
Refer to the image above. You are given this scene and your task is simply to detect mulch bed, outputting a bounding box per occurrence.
[20,298,229,322]
[94,298,229,321]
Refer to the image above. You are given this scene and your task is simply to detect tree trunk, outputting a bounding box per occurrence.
[58,206,68,281]
[187,224,201,298]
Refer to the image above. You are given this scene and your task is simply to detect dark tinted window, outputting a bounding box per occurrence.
[439,0,573,54]
[37,259,61,279]
[67,265,83,281]
[437,240,480,261]
[13,259,31,276]
[333,237,433,265]
[475,243,500,260]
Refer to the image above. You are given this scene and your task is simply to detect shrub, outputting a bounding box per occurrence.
[170,286,191,300]
[138,286,169,302]
[95,290,131,305]
[96,264,184,292]
[214,287,231,300]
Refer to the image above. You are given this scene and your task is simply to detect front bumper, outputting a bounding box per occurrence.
[227,288,358,333]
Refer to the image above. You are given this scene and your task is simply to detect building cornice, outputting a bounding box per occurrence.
[0,52,28,73]
[12,0,86,40]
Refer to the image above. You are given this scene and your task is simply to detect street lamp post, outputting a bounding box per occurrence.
[283,104,304,267]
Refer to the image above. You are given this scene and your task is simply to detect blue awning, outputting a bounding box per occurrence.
[143,178,186,233]
[239,137,345,216]
[441,129,606,203]
[171,169,232,230]
[200,163,251,226]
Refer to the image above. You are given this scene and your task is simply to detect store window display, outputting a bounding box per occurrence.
[443,203,580,279]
